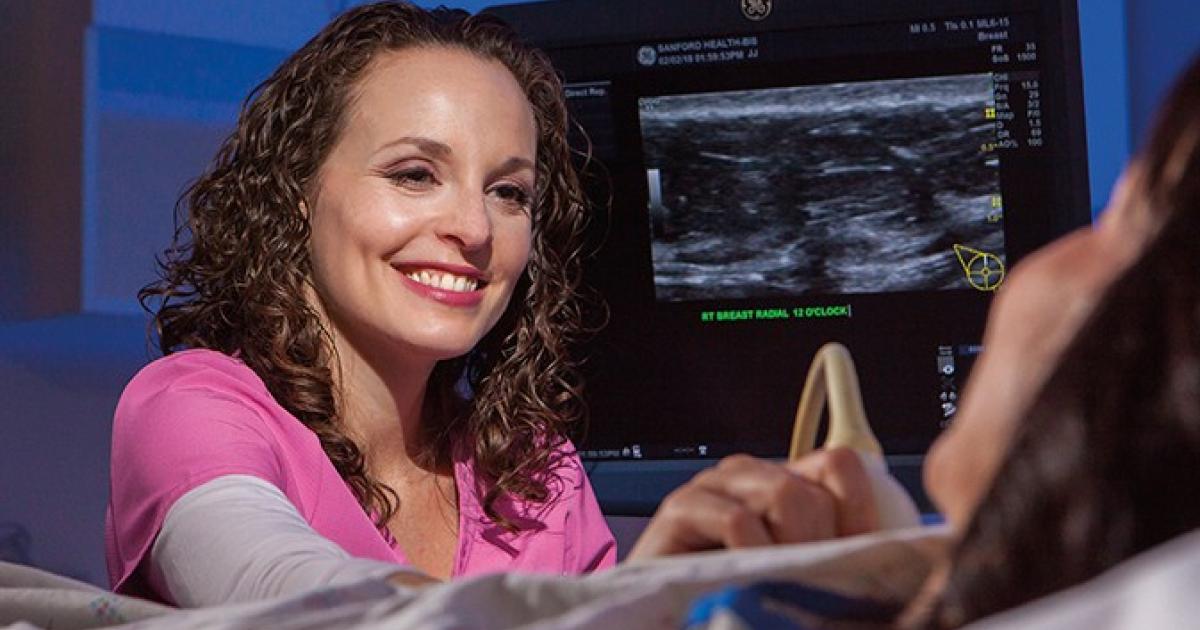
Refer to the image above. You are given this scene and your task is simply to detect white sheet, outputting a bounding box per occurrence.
[4,526,1198,630]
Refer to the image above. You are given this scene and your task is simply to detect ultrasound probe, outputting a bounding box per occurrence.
[790,343,923,529]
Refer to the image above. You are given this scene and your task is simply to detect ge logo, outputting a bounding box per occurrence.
[741,0,771,21]
[637,45,657,66]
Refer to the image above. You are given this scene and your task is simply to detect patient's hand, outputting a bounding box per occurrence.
[626,448,878,561]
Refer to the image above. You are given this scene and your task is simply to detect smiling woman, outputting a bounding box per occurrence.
[105,2,614,606]
[306,46,537,367]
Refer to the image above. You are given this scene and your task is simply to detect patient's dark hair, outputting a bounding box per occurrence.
[928,56,1200,627]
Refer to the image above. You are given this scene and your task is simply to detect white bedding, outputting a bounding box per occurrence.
[3,526,1197,630]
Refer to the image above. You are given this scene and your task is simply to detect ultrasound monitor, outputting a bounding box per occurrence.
[487,0,1091,513]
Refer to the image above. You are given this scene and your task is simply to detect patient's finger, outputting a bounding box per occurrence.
[693,455,837,544]
[628,481,772,559]
[788,447,879,537]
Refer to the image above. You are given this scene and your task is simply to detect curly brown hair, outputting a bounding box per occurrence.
[140,1,591,530]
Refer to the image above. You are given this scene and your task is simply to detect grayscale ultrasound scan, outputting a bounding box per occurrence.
[641,74,1004,301]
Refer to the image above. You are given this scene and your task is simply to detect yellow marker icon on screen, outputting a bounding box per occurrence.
[954,244,1006,291]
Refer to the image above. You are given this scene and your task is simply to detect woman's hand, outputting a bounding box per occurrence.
[626,447,879,561]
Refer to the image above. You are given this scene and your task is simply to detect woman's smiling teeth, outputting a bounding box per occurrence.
[405,269,480,292]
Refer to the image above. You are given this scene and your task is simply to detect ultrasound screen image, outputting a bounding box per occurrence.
[640,74,1004,301]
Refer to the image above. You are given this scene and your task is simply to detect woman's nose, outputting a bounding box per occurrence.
[436,189,492,251]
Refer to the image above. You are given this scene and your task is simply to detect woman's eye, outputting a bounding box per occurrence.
[490,184,532,210]
[388,167,438,189]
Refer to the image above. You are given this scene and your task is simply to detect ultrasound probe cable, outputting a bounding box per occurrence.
[789,343,921,529]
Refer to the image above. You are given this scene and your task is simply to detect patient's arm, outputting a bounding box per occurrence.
[148,474,435,607]
[627,448,879,561]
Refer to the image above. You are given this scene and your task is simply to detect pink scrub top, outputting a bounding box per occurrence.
[105,349,616,598]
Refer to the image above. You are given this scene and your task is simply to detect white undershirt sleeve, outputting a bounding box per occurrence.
[148,474,413,607]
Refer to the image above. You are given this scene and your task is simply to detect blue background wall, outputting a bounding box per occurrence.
[1,0,1196,585]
